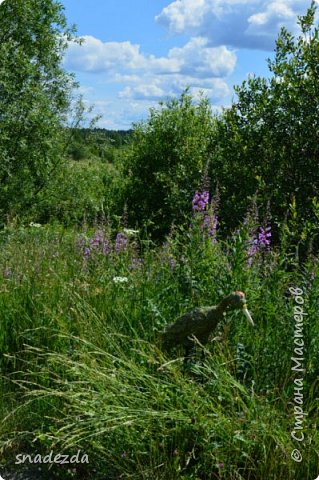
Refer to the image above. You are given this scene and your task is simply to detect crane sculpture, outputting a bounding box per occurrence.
[161,291,254,362]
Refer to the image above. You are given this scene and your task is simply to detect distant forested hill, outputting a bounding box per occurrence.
[67,128,133,161]
[79,128,133,148]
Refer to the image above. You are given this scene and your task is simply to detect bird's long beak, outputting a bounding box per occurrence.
[242,304,254,326]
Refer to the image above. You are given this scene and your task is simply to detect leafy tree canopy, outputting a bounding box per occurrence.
[212,1,319,242]
[0,0,78,223]
[124,91,216,237]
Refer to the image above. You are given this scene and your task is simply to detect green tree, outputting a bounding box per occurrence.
[0,0,78,223]
[212,2,319,240]
[124,91,215,237]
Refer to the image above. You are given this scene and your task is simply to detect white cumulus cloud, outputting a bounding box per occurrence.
[168,37,236,77]
[65,36,145,73]
[247,1,296,39]
[65,34,235,103]
[118,76,230,102]
[64,31,236,128]
[118,84,166,101]
[156,0,306,50]
[63,19,240,128]
[156,0,211,33]
[65,35,236,79]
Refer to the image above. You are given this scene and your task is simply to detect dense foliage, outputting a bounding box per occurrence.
[123,92,215,237]
[0,0,77,224]
[120,3,319,251]
[67,128,133,161]
[211,1,319,248]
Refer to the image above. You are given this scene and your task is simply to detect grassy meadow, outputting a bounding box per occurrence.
[0,194,318,479]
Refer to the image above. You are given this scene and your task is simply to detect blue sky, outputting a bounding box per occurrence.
[62,0,311,130]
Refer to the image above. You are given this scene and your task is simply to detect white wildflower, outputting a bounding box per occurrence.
[123,228,139,237]
[113,276,128,284]
[29,222,42,228]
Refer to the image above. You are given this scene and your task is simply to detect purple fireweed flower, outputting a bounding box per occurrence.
[90,231,103,247]
[258,226,271,248]
[193,188,220,243]
[162,240,176,271]
[247,240,258,263]
[103,240,109,256]
[129,257,143,270]
[76,235,86,249]
[247,225,271,264]
[81,230,111,260]
[192,191,209,212]
[115,232,128,254]
[168,254,176,271]
[201,213,218,243]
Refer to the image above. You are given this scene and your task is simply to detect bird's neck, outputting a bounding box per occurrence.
[204,302,227,326]
[215,295,232,316]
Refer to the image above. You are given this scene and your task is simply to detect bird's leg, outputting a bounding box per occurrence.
[183,343,197,370]
[200,348,206,362]
[183,344,192,365]
[183,344,207,383]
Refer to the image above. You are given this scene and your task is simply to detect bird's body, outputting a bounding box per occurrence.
[161,291,254,360]
[162,306,221,351]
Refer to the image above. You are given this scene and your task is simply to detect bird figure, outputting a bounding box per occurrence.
[161,291,254,362]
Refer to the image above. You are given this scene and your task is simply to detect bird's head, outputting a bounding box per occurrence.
[228,291,254,326]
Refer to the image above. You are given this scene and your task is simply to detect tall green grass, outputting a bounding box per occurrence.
[0,220,318,479]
